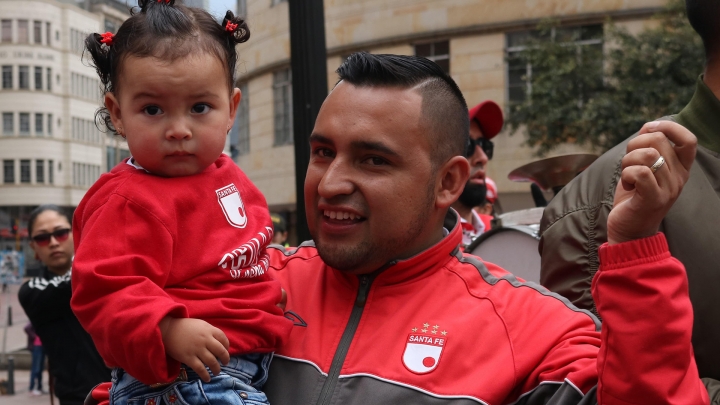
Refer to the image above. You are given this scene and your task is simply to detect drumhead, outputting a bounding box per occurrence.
[466,225,541,283]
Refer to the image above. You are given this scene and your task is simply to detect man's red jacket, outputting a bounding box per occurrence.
[264,213,707,405]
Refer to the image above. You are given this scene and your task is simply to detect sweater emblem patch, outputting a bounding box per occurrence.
[216,183,248,228]
[402,323,447,374]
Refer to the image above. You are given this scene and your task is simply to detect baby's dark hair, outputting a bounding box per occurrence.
[84,0,250,135]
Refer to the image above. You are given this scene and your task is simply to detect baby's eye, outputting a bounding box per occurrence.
[144,106,163,116]
[191,104,211,114]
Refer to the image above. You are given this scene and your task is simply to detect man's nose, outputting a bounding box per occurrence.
[317,158,355,198]
[469,141,489,167]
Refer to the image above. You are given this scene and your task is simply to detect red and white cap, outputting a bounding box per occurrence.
[468,100,504,140]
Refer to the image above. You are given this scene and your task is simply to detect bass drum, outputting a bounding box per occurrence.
[466,225,541,283]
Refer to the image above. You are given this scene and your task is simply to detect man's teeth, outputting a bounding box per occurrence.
[324,210,360,220]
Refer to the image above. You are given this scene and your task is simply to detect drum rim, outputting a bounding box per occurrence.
[465,225,539,253]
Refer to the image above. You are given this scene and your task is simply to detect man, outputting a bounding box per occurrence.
[264,53,706,404]
[271,212,290,246]
[539,0,720,398]
[451,100,503,247]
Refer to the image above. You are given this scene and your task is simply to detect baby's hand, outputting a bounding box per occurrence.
[159,317,230,382]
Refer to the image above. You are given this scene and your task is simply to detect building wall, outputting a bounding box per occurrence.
[0,0,129,254]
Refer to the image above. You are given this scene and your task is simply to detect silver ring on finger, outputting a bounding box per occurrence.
[650,156,665,173]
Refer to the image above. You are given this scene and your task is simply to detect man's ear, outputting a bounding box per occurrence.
[435,155,470,209]
[105,92,123,134]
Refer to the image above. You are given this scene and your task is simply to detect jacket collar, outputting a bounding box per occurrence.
[356,209,463,286]
[676,75,720,154]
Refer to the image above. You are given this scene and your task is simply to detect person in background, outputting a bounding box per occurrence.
[539,0,720,399]
[450,100,503,247]
[18,205,110,405]
[24,322,44,396]
[271,213,290,247]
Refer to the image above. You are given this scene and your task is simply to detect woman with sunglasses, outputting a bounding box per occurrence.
[18,205,110,405]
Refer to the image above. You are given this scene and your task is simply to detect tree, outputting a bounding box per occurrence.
[506,1,705,155]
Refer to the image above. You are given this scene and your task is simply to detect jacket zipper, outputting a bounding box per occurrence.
[316,273,375,405]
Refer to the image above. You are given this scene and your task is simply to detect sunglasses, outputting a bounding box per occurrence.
[466,137,494,160]
[32,228,71,246]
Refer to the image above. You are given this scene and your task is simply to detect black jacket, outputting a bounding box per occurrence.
[18,268,110,405]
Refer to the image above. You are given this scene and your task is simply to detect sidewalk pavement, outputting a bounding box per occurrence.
[0,283,58,404]
[0,369,55,405]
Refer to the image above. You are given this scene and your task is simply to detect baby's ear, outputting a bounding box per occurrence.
[228,88,242,124]
[104,93,123,134]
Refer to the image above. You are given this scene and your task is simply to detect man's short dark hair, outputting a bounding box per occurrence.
[336,52,469,168]
[686,0,720,60]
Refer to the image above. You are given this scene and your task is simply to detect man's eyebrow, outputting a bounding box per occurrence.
[350,140,400,157]
[309,133,333,145]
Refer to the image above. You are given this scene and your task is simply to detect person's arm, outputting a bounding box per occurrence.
[18,272,74,326]
[592,121,707,404]
[702,379,720,405]
[71,196,191,385]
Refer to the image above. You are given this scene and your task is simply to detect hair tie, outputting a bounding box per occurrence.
[100,32,114,46]
[157,0,171,3]
[225,21,238,33]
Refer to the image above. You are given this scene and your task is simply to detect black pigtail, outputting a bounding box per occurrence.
[84,33,117,135]
[223,10,250,44]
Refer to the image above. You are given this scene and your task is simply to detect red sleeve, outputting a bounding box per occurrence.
[71,195,188,385]
[593,233,708,405]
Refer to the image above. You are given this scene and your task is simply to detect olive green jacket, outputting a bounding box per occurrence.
[539,77,720,402]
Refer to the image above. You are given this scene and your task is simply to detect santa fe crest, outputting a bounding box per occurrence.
[216,183,248,228]
[402,323,447,374]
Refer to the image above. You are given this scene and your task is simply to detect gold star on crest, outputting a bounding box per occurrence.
[423,323,430,328]
[431,330,437,334]
[433,325,439,329]
[412,328,418,332]
[441,330,447,336]
[421,329,428,333]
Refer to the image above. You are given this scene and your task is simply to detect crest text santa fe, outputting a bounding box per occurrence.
[402,322,448,374]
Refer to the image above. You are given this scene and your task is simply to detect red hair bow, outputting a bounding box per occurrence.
[225,21,238,33]
[157,0,171,3]
[99,32,114,46]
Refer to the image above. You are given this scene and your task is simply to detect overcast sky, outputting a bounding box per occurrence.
[208,0,236,17]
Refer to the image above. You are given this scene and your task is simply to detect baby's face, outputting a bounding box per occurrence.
[106,53,239,177]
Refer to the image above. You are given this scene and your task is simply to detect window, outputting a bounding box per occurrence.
[19,113,30,135]
[19,66,29,89]
[48,113,53,135]
[36,160,44,183]
[33,21,42,44]
[34,66,42,90]
[273,69,293,146]
[17,20,28,43]
[3,160,14,184]
[1,20,11,43]
[506,24,603,103]
[2,113,13,135]
[230,83,250,157]
[415,40,450,74]
[48,160,53,184]
[47,68,52,91]
[2,66,11,89]
[35,113,43,135]
[46,22,51,46]
[20,160,30,183]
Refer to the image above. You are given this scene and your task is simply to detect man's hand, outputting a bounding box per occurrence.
[159,317,230,382]
[607,121,696,245]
